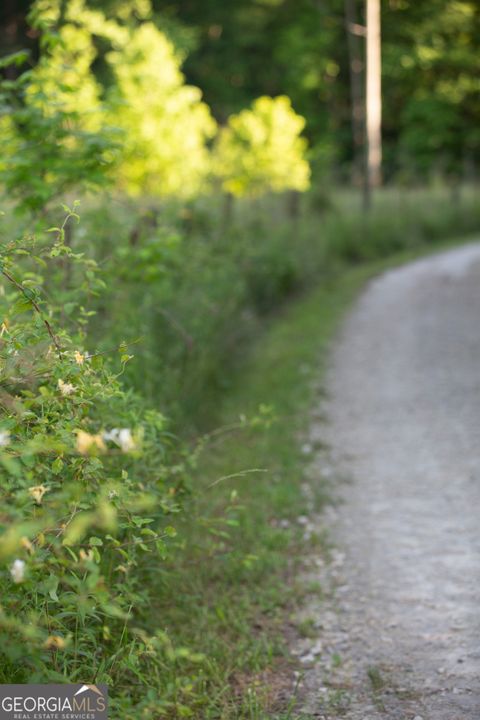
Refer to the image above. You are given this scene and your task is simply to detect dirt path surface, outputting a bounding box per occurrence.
[297,244,480,719]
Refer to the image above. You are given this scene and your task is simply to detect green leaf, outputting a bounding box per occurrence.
[0,455,21,477]
[88,536,103,547]
[0,50,30,69]
[52,457,64,474]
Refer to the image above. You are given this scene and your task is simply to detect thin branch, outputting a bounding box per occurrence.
[1,267,61,352]
[86,336,144,359]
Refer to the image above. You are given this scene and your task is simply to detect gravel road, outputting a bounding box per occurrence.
[298,244,480,719]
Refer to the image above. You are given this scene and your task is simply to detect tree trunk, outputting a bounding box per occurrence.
[345,0,365,188]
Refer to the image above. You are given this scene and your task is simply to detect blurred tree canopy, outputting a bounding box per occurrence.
[214,95,310,197]
[0,0,479,181]
[105,21,216,197]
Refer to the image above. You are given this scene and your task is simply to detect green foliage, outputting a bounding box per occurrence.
[384,0,480,176]
[0,1,122,214]
[0,62,115,213]
[81,186,480,432]
[26,13,102,128]
[0,209,197,716]
[149,0,480,179]
[105,22,216,198]
[1,0,479,180]
[1,187,479,717]
[214,96,310,198]
[1,0,217,206]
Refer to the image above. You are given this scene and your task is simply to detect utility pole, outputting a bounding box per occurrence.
[366,0,382,199]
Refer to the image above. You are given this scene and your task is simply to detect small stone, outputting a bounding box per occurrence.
[310,640,323,656]
[300,652,315,664]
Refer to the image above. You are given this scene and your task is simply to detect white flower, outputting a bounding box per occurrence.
[103,429,119,443]
[28,485,48,505]
[118,428,136,452]
[58,379,75,396]
[10,559,25,583]
[0,431,10,448]
[103,428,136,453]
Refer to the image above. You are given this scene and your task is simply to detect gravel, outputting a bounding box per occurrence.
[298,244,480,719]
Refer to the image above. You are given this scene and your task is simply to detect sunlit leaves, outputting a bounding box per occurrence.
[105,22,217,198]
[214,95,310,197]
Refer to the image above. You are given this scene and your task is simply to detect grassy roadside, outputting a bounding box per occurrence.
[153,234,478,718]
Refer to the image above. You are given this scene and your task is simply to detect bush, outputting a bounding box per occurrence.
[0,209,201,716]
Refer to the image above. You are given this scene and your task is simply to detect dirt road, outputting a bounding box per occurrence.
[299,244,480,719]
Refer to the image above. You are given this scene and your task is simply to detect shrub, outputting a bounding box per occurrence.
[0,209,198,716]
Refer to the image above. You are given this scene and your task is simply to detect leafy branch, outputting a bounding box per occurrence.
[0,264,61,352]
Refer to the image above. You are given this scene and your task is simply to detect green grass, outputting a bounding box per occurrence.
[148,233,479,718]
[81,184,480,430]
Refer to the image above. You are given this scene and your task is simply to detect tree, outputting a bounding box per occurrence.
[0,28,115,214]
[214,95,310,198]
[383,0,479,181]
[105,23,216,198]
[344,0,366,193]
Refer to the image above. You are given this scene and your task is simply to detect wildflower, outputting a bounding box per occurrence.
[103,429,118,443]
[75,430,106,455]
[58,379,75,396]
[28,485,48,505]
[74,351,85,365]
[44,635,65,650]
[20,536,33,554]
[103,428,136,453]
[10,559,25,583]
[108,489,118,500]
[79,549,94,562]
[0,430,10,447]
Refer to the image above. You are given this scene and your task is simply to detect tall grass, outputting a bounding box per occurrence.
[81,184,480,428]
